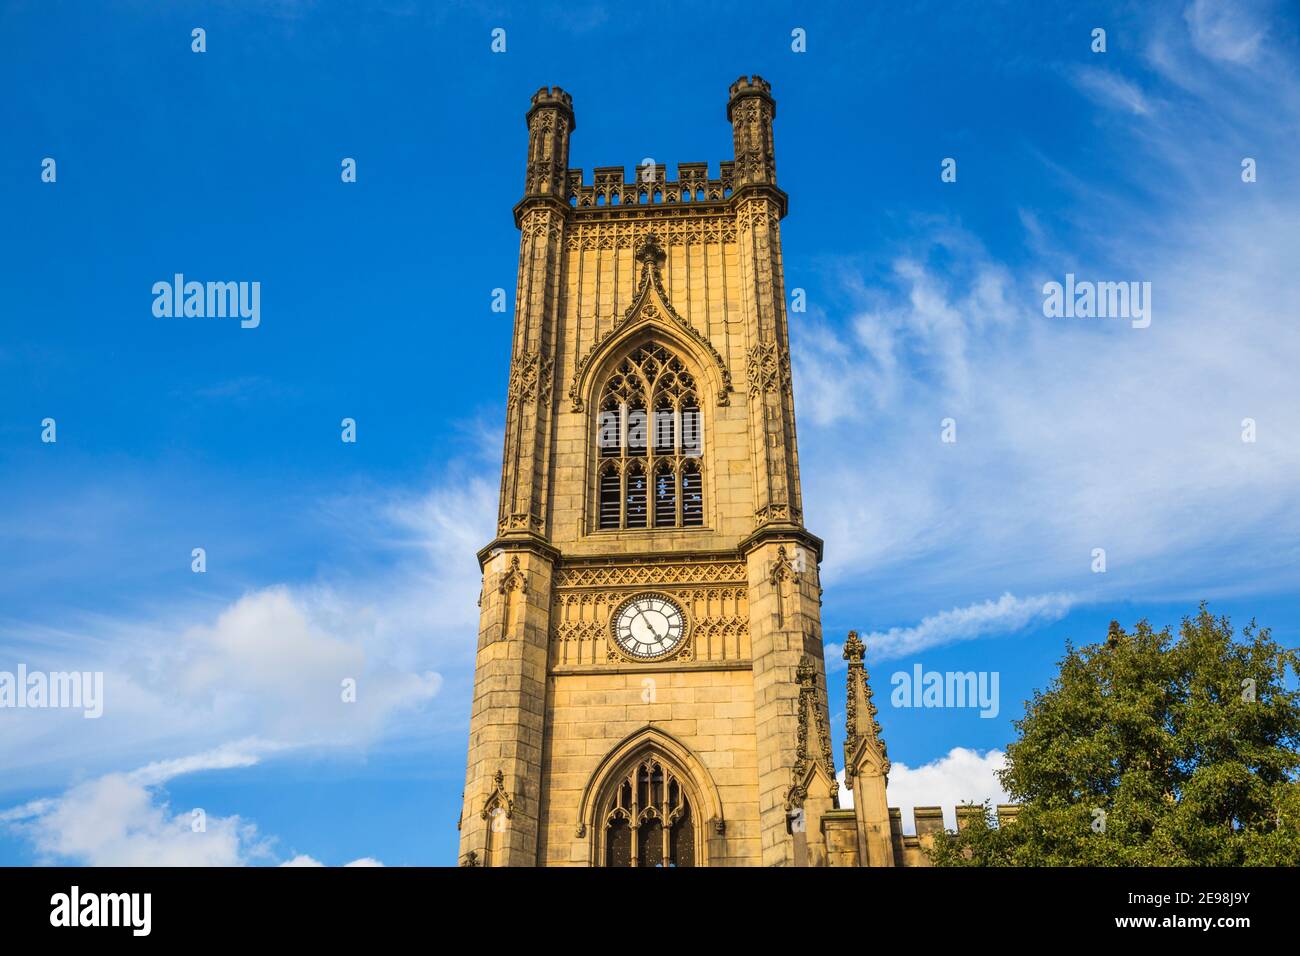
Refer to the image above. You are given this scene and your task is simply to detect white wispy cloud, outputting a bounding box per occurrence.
[127,740,280,786]
[1070,66,1155,115]
[1185,0,1269,64]
[826,593,1075,667]
[796,10,1300,618]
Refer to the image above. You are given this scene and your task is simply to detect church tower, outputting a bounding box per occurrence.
[458,77,838,867]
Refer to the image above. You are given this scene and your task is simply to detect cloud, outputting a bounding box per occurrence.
[825,593,1074,667]
[23,774,263,866]
[1185,0,1268,64]
[0,474,495,791]
[3,744,275,866]
[281,854,385,867]
[797,122,1300,617]
[1070,66,1154,115]
[127,740,281,786]
[0,455,495,865]
[167,586,442,745]
[838,748,1009,834]
[3,743,388,867]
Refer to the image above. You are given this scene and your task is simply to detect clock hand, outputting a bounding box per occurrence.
[646,610,666,639]
[637,608,667,642]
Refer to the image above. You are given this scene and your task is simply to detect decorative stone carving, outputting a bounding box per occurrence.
[793,658,836,792]
[754,502,802,524]
[550,580,749,667]
[768,545,801,586]
[553,560,746,590]
[498,555,527,595]
[747,340,792,398]
[499,512,544,534]
[843,631,890,783]
[480,769,515,820]
[507,351,555,409]
[568,232,733,411]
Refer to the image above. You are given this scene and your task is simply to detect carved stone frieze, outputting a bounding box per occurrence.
[553,559,746,590]
[549,564,749,667]
[564,216,737,250]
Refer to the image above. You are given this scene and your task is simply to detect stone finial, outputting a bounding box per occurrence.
[843,629,889,782]
[843,630,865,664]
[480,768,515,821]
[634,233,666,267]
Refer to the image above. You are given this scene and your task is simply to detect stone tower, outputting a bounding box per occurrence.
[458,77,837,867]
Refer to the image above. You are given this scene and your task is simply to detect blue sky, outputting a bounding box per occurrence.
[1,0,1298,865]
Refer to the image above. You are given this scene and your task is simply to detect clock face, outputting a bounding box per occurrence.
[611,594,686,660]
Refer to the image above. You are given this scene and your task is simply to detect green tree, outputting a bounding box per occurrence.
[930,604,1300,866]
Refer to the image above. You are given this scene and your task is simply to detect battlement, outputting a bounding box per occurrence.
[518,76,781,216]
[526,86,576,133]
[727,74,774,120]
[888,803,1020,837]
[875,804,1020,866]
[563,162,736,209]
[530,85,573,110]
[728,74,772,99]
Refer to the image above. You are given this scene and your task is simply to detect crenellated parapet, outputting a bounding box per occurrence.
[820,800,1023,868]
[881,804,1022,867]
[527,74,786,225]
[565,162,737,210]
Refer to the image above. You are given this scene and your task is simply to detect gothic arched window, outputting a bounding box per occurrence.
[600,755,696,867]
[595,344,703,530]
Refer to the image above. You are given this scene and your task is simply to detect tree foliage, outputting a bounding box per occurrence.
[930,604,1300,866]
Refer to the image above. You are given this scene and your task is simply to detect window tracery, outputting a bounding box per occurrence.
[595,343,704,530]
[600,755,696,867]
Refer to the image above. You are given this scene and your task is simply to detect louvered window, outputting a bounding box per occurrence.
[593,343,705,530]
